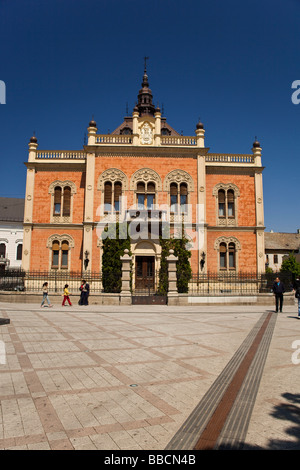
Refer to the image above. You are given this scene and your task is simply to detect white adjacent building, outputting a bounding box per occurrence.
[265,230,300,271]
[0,198,24,270]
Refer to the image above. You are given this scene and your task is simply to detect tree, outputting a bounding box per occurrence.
[101,222,131,293]
[280,253,300,278]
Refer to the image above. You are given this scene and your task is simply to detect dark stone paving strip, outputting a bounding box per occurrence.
[166,312,276,450]
[215,312,277,449]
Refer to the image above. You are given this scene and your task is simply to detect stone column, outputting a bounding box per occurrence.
[120,249,132,305]
[167,249,178,304]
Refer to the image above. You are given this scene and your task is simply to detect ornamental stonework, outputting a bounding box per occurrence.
[163,169,195,192]
[130,168,162,191]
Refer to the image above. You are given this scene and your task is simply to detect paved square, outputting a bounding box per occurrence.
[0,301,300,450]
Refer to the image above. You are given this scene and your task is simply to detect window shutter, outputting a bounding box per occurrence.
[147,182,155,193]
[104,182,112,209]
[137,182,145,193]
[62,187,71,217]
[52,241,60,251]
[114,182,122,211]
[180,183,188,196]
[218,189,225,203]
[114,182,122,201]
[54,187,62,215]
[61,241,69,251]
[227,190,234,203]
[170,183,177,196]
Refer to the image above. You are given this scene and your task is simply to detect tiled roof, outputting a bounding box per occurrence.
[265,231,300,251]
[0,197,24,222]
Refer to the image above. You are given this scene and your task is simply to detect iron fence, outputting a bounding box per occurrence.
[0,269,102,293]
[185,271,294,296]
[0,268,295,297]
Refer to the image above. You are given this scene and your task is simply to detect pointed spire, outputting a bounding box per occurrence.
[136,58,156,116]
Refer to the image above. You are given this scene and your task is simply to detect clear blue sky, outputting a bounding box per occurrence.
[0,0,299,233]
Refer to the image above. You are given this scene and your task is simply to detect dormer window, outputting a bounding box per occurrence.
[120,127,132,135]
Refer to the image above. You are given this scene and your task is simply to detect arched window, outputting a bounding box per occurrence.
[16,244,23,261]
[214,184,239,225]
[114,182,122,212]
[0,243,6,258]
[217,239,238,271]
[218,189,226,217]
[219,242,227,269]
[170,183,177,212]
[227,190,235,218]
[63,186,71,217]
[49,181,76,221]
[170,182,188,213]
[104,181,122,212]
[52,240,60,268]
[51,239,70,269]
[61,240,69,269]
[228,242,236,268]
[136,181,156,209]
[180,183,188,213]
[54,187,62,215]
[104,181,112,212]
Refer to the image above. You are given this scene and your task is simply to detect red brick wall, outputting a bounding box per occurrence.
[206,230,257,273]
[205,173,256,227]
[32,170,85,224]
[30,228,83,271]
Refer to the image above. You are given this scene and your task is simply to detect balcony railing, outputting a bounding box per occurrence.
[161,136,197,146]
[36,151,86,159]
[95,135,133,144]
[206,154,254,163]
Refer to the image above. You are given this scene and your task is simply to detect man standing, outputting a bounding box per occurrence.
[293,277,300,318]
[272,276,285,312]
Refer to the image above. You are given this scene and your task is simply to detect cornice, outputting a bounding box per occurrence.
[84,145,209,159]
[24,162,86,171]
[207,226,266,231]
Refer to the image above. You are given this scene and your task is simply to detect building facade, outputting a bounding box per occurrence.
[0,198,24,270]
[22,68,265,285]
[265,230,300,271]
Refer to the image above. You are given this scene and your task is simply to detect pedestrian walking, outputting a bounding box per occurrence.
[41,282,52,307]
[79,279,90,305]
[293,277,300,318]
[272,276,285,312]
[62,284,72,306]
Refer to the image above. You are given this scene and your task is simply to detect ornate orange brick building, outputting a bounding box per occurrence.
[22,67,265,285]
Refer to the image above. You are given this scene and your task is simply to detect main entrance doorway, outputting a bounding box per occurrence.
[135,256,155,291]
[133,255,167,305]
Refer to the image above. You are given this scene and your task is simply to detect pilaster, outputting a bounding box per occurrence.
[154,108,161,146]
[22,137,37,270]
[253,140,265,273]
[197,154,207,272]
[82,151,95,271]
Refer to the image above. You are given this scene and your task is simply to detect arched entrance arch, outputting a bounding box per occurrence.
[132,240,161,291]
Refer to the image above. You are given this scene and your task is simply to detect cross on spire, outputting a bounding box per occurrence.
[144,56,149,72]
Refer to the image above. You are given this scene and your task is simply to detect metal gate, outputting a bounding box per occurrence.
[132,256,167,305]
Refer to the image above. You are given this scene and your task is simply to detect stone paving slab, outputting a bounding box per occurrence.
[0,301,299,450]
